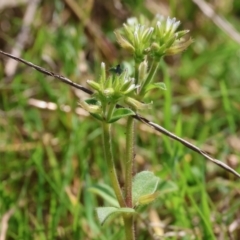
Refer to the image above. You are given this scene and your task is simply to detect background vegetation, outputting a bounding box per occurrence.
[0,0,240,239]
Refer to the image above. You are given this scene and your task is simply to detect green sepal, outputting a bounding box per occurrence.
[100,62,106,86]
[79,98,102,115]
[96,207,136,225]
[83,99,103,120]
[122,83,139,95]
[175,30,190,39]
[138,60,148,84]
[114,31,135,52]
[166,38,193,55]
[124,97,151,110]
[120,78,134,92]
[132,171,159,207]
[87,80,101,92]
[107,108,135,123]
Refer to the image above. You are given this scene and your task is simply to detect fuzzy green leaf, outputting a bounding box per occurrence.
[107,108,135,123]
[132,171,159,207]
[96,207,135,225]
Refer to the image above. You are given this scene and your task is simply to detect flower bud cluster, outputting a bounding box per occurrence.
[87,62,138,104]
[80,63,149,122]
[115,15,192,60]
[80,15,192,122]
[115,17,154,63]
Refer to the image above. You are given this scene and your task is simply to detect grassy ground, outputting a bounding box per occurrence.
[1,0,240,239]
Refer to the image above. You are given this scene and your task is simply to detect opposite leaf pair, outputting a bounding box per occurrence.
[96,171,160,225]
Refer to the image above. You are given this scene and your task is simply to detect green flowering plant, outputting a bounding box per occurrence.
[81,14,192,240]
[115,15,192,97]
[1,12,240,239]
[80,62,149,124]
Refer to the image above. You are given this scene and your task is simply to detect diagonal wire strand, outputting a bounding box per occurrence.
[0,50,93,94]
[0,49,240,178]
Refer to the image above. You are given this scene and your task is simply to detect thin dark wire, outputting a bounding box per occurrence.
[0,50,93,95]
[1,50,240,178]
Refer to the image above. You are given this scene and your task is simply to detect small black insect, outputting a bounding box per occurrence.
[109,64,123,75]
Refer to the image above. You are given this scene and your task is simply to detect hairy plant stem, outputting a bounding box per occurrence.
[122,61,139,240]
[102,122,125,207]
[123,116,135,240]
[139,60,160,95]
[124,116,135,207]
[124,216,135,240]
